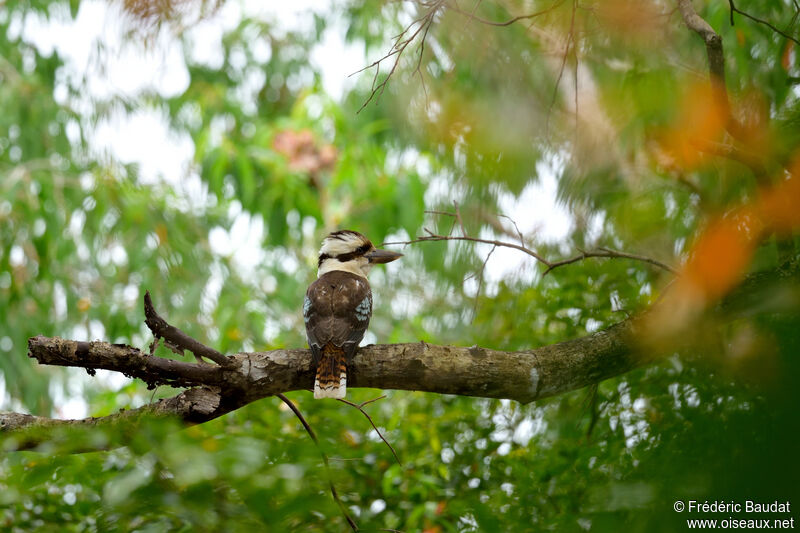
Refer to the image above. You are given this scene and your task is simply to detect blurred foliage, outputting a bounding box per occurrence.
[1,0,799,531]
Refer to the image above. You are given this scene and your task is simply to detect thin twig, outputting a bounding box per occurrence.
[385,234,552,266]
[572,0,579,146]
[357,395,386,409]
[497,214,525,246]
[446,0,565,27]
[729,0,800,46]
[278,393,359,532]
[351,0,445,112]
[459,0,484,30]
[337,395,402,466]
[423,209,461,236]
[453,200,467,237]
[470,245,496,319]
[414,14,433,110]
[543,247,677,275]
[387,211,676,276]
[545,0,576,141]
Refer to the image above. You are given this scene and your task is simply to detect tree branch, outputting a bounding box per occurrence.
[4,255,796,451]
[4,316,648,446]
[23,319,642,405]
[728,0,800,46]
[338,395,402,466]
[384,226,676,275]
[543,247,677,276]
[445,0,565,27]
[676,0,746,141]
[6,221,677,447]
[144,290,235,367]
[26,335,230,389]
[351,0,444,112]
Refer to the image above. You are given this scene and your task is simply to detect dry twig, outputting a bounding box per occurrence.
[728,0,800,46]
[545,0,577,141]
[351,0,445,112]
[337,395,403,466]
[385,211,675,276]
[447,0,565,27]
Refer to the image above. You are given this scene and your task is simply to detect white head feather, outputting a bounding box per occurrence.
[318,231,375,279]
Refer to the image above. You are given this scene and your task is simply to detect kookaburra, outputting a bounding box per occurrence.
[304,230,402,399]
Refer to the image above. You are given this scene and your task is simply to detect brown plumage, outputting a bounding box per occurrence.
[305,270,372,399]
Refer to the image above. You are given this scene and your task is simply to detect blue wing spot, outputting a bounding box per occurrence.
[303,296,312,323]
[355,295,371,321]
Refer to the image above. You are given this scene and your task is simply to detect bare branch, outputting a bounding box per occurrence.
[6,260,795,450]
[676,0,748,141]
[144,291,235,368]
[1,387,233,452]
[387,233,552,265]
[453,200,467,237]
[446,0,566,27]
[351,0,444,112]
[26,335,228,389]
[6,319,652,447]
[543,247,677,276]
[385,217,675,275]
[677,0,727,93]
[545,0,577,141]
[496,214,526,247]
[728,0,800,46]
[468,244,496,319]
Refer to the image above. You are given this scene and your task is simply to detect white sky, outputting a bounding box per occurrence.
[12,0,572,418]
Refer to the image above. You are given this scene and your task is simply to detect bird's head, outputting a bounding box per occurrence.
[317,230,403,278]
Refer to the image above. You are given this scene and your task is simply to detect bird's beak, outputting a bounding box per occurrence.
[366,248,403,264]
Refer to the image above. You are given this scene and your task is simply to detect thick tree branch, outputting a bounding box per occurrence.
[0,387,236,451]
[676,0,747,143]
[26,336,230,389]
[677,0,727,93]
[4,254,797,451]
[23,319,643,406]
[4,316,648,446]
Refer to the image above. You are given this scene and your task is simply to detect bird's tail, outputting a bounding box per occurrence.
[314,344,347,399]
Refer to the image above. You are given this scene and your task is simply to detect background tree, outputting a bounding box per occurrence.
[1,0,799,531]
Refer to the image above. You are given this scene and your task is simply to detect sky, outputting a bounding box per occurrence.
[14,0,573,418]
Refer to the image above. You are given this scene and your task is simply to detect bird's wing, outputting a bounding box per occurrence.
[304,271,372,362]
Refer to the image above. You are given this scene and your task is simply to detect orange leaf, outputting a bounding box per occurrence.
[156,223,168,246]
[682,212,761,301]
[77,297,91,312]
[660,83,727,169]
[782,42,794,71]
[756,160,800,234]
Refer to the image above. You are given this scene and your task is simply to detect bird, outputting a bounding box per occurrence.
[304,230,402,399]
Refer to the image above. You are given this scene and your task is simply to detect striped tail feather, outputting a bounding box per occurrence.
[314,344,347,399]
